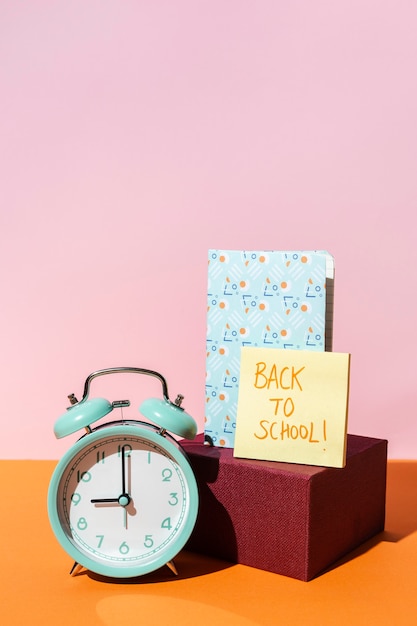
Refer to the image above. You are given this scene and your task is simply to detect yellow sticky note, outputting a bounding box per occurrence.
[233,347,350,468]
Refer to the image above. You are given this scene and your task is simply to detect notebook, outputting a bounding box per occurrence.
[205,249,334,447]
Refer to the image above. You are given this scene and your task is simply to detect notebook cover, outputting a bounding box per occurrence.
[205,250,333,447]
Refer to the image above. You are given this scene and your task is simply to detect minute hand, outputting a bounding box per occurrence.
[121,445,128,496]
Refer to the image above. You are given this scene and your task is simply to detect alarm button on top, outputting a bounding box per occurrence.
[139,398,197,440]
[54,397,113,438]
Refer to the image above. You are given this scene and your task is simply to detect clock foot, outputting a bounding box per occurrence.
[69,561,85,576]
[166,560,178,576]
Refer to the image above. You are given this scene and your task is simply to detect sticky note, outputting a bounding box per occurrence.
[233,347,350,467]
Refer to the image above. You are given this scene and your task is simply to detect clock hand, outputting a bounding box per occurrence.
[91,494,131,505]
[91,447,132,526]
[121,445,132,499]
[121,445,128,496]
[121,445,131,529]
[91,446,132,528]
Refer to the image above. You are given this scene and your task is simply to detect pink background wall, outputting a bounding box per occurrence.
[1,1,416,459]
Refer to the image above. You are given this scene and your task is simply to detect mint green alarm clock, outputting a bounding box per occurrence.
[47,367,199,578]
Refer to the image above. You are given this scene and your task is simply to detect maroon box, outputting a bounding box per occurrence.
[183,434,387,581]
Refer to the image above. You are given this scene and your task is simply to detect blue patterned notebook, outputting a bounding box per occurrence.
[205,250,334,447]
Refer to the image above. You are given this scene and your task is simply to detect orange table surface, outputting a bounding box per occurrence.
[1,460,416,626]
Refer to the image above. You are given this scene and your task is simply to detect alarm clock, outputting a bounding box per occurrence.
[47,367,199,578]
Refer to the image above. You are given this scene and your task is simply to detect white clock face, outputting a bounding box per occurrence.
[52,427,196,575]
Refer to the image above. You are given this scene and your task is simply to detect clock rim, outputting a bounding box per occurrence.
[47,422,199,578]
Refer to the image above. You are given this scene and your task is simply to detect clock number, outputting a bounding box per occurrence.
[77,470,92,483]
[162,468,172,482]
[71,493,81,506]
[119,541,130,555]
[96,451,105,464]
[144,535,154,549]
[118,444,132,457]
[77,517,88,531]
[161,517,172,530]
[168,492,178,506]
[96,535,104,548]
[147,452,152,464]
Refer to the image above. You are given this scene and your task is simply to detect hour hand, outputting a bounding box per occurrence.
[91,497,119,504]
[91,495,131,505]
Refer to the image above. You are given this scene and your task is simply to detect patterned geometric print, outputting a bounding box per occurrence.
[205,250,329,448]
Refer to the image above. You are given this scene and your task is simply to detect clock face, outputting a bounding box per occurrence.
[48,423,198,577]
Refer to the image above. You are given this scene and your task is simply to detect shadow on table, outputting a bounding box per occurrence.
[78,550,234,585]
[382,460,417,541]
[322,460,417,576]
